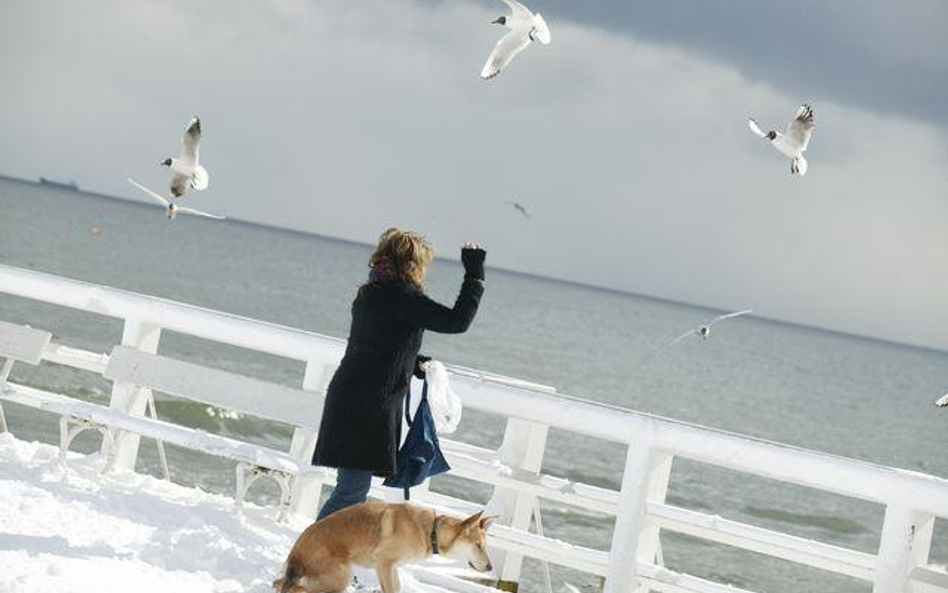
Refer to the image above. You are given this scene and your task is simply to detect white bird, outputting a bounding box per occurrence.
[161,116,209,197]
[481,0,551,79]
[936,393,948,407]
[655,309,753,356]
[748,104,816,175]
[128,178,225,220]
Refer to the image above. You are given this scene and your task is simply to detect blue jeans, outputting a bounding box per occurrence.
[317,468,373,521]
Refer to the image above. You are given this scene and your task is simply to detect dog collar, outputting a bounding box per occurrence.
[430,516,441,555]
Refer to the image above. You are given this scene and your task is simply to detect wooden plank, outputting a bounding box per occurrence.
[647,502,876,581]
[3,383,314,474]
[638,562,760,593]
[910,566,948,593]
[42,343,109,373]
[440,439,619,515]
[104,346,321,426]
[0,320,51,364]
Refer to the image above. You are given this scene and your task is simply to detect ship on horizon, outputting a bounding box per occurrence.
[38,176,79,191]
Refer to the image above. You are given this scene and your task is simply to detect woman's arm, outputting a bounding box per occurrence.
[402,245,486,334]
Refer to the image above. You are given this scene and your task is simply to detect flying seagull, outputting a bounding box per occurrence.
[749,104,815,175]
[161,116,209,197]
[655,309,753,356]
[505,200,530,217]
[128,178,225,221]
[481,0,551,79]
[936,393,948,407]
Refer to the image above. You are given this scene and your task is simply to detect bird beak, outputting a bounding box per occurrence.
[491,17,504,24]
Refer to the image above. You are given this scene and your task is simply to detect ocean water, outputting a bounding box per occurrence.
[0,176,945,592]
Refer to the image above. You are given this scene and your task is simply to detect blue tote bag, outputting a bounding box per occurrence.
[383,380,450,500]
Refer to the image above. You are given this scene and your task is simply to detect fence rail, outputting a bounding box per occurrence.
[1,263,946,593]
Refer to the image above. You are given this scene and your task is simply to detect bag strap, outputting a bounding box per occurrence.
[403,379,429,427]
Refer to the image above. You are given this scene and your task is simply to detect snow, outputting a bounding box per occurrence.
[0,434,451,593]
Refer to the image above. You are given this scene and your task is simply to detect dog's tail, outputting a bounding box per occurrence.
[273,561,304,593]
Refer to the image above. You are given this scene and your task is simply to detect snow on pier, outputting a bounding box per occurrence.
[0,435,471,593]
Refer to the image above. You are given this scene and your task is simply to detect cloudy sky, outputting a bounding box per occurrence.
[1,0,947,350]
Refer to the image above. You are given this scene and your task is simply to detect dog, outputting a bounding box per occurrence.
[273,502,496,593]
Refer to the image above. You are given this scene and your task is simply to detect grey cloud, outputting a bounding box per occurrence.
[425,0,948,126]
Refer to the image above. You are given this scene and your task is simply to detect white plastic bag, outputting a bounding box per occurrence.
[424,360,462,434]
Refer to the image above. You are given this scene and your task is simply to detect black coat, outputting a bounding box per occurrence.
[312,259,485,477]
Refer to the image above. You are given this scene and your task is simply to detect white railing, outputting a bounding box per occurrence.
[1,262,946,593]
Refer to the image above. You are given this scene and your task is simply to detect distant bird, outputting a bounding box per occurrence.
[655,309,753,356]
[936,393,948,407]
[505,200,530,217]
[748,104,816,175]
[481,0,551,79]
[89,225,103,236]
[161,116,209,197]
[128,178,225,221]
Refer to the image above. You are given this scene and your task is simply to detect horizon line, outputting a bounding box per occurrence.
[2,172,945,356]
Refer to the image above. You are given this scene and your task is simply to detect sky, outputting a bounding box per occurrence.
[1,0,947,351]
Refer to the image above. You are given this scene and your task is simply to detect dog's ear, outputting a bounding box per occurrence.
[479,515,499,530]
[461,511,484,528]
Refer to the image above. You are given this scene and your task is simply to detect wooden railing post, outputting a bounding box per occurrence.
[486,417,548,592]
[873,505,934,593]
[104,318,161,472]
[287,362,335,517]
[636,452,673,568]
[604,427,658,593]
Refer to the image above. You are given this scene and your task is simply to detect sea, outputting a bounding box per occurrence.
[0,175,945,593]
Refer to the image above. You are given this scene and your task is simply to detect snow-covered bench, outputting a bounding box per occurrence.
[0,320,52,433]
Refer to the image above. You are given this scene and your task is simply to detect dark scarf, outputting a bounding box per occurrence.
[368,260,396,284]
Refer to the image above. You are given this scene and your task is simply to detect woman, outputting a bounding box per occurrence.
[312,228,486,520]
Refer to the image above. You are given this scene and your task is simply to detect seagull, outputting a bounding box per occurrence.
[127,178,225,221]
[161,116,209,197]
[481,0,551,79]
[655,309,753,356]
[505,200,530,217]
[936,393,948,407]
[748,104,815,175]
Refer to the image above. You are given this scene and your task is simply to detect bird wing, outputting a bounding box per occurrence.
[190,165,209,191]
[127,177,169,206]
[176,206,225,220]
[785,104,815,150]
[505,200,530,217]
[708,309,753,327]
[531,12,551,44]
[936,393,948,407]
[748,118,767,138]
[497,0,534,20]
[177,116,202,165]
[481,29,532,79]
[653,329,698,357]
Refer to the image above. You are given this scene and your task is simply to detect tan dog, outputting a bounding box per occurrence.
[274,502,496,593]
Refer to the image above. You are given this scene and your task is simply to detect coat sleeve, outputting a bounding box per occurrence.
[402,278,485,334]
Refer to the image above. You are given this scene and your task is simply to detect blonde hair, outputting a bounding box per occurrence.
[369,228,435,290]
